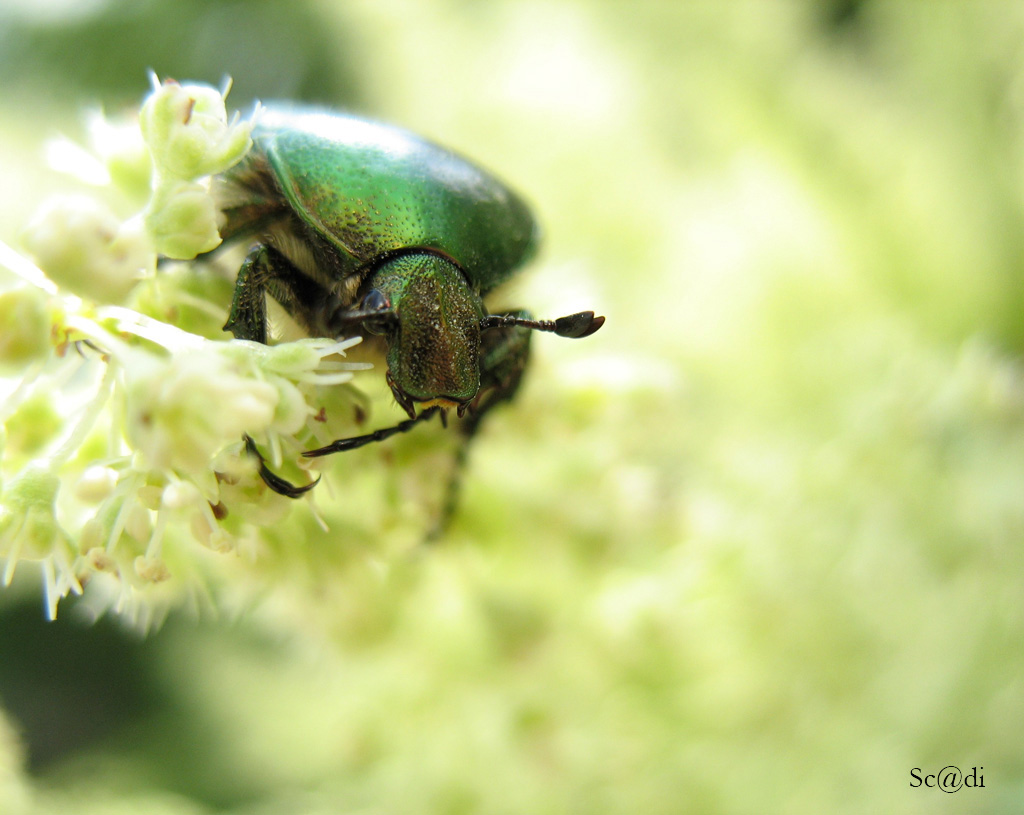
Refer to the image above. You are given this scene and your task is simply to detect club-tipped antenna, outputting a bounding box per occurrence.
[480,310,605,339]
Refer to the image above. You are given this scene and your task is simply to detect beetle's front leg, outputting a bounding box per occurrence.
[224,243,274,344]
[244,435,319,497]
[224,244,322,497]
[224,242,335,343]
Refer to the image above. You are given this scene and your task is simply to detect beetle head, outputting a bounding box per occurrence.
[361,254,484,418]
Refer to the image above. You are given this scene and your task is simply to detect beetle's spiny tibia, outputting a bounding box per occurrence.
[481,310,605,339]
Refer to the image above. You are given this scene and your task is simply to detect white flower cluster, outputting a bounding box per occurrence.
[0,78,369,622]
[22,73,254,301]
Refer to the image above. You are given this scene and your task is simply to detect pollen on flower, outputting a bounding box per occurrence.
[86,547,118,573]
[134,556,171,583]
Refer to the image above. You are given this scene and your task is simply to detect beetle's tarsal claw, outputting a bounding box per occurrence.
[554,311,605,338]
[244,434,320,498]
[439,408,449,429]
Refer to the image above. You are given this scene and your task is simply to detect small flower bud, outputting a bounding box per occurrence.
[87,111,154,200]
[22,195,155,302]
[74,466,120,503]
[0,287,52,370]
[144,180,222,259]
[0,465,64,561]
[4,393,60,456]
[139,78,252,181]
[2,465,59,516]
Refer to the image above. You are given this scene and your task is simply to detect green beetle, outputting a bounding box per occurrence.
[215,106,604,497]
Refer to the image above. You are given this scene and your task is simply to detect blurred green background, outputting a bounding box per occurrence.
[2,1,1024,813]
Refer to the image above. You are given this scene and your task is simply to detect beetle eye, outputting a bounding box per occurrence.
[359,288,393,335]
[361,289,390,313]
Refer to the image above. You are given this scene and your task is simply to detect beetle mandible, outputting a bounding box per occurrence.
[215,106,604,497]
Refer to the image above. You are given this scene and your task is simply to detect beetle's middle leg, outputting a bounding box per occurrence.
[466,309,533,434]
[430,310,534,534]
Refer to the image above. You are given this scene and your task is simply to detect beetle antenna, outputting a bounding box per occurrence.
[481,310,605,339]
